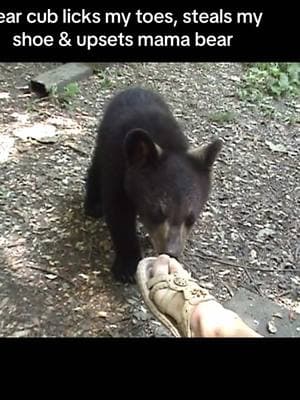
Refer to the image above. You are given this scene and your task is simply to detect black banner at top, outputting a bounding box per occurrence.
[0,6,299,61]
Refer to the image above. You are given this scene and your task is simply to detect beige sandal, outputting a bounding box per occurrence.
[136,257,216,337]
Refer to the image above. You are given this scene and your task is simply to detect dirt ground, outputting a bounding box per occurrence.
[0,62,299,337]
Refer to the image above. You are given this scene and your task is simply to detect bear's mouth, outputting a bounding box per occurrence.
[146,222,187,260]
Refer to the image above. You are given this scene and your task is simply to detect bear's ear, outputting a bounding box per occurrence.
[124,129,163,167]
[188,138,223,169]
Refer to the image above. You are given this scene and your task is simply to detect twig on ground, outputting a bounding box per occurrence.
[65,142,89,156]
[26,265,76,287]
[196,250,300,273]
[244,267,264,296]
[277,289,291,297]
[223,283,235,297]
[7,239,26,248]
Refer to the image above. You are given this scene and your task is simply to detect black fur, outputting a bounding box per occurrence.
[85,87,222,282]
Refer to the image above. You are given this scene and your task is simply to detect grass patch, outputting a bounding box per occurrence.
[206,110,237,124]
[50,82,80,106]
[238,63,300,101]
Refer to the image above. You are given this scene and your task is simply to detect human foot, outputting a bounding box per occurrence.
[136,254,215,337]
[136,255,262,337]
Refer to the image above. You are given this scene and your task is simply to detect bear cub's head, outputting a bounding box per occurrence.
[124,128,222,259]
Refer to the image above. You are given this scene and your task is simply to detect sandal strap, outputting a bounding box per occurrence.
[147,271,215,337]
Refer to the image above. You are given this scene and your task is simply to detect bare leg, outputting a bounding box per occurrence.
[190,301,261,337]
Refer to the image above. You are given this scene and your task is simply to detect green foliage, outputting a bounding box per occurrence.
[207,110,236,124]
[63,82,80,98]
[50,82,79,104]
[238,63,300,101]
[97,70,113,89]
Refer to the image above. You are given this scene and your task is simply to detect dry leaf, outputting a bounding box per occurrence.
[257,228,276,240]
[266,141,288,153]
[45,273,57,280]
[267,320,277,334]
[98,311,108,318]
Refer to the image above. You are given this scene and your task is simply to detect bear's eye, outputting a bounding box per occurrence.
[185,213,195,227]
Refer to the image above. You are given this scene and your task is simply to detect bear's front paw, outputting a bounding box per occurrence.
[112,255,140,283]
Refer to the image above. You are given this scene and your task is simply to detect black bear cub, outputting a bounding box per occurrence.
[84,87,222,282]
